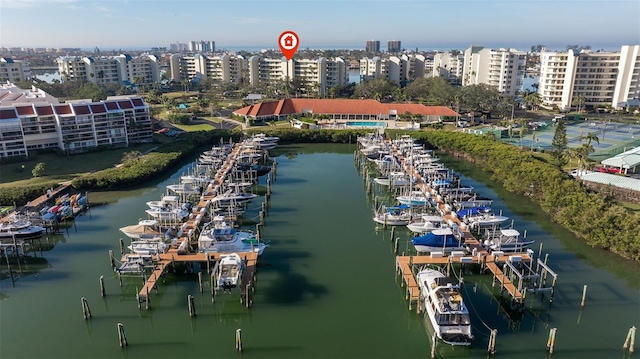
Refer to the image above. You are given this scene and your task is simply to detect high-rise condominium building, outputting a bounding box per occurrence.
[463,45,527,97]
[538,45,640,111]
[366,40,380,53]
[388,40,401,53]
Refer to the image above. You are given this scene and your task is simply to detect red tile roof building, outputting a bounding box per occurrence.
[0,83,152,158]
[233,99,459,122]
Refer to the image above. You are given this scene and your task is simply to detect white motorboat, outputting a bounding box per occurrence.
[216,253,244,291]
[146,195,181,210]
[407,214,445,234]
[396,190,430,206]
[145,202,192,221]
[197,220,267,256]
[416,268,473,346]
[373,205,414,226]
[483,228,534,252]
[373,172,411,187]
[166,182,203,195]
[212,189,258,207]
[0,218,45,241]
[119,219,164,239]
[411,228,465,253]
[458,206,509,228]
[127,236,169,255]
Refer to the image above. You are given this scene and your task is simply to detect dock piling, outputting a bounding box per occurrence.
[624,326,637,352]
[488,329,497,354]
[235,329,243,352]
[81,297,92,319]
[198,272,203,293]
[99,275,106,297]
[188,294,196,317]
[580,284,587,307]
[546,327,557,353]
[109,250,115,270]
[117,323,128,347]
[119,238,124,255]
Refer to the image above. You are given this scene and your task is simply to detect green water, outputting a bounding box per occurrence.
[0,144,638,359]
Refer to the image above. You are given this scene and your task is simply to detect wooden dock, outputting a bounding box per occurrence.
[378,138,541,309]
[135,250,259,306]
[131,142,264,308]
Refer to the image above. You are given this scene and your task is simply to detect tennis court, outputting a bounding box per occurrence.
[501,118,640,160]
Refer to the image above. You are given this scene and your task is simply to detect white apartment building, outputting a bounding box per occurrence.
[188,40,215,53]
[404,54,426,81]
[462,46,527,97]
[57,55,160,85]
[0,58,31,83]
[539,45,640,111]
[432,52,464,85]
[170,54,348,96]
[169,53,246,84]
[0,83,151,158]
[359,55,425,85]
[360,57,385,82]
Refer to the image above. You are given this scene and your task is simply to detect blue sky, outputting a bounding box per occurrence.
[1,0,638,51]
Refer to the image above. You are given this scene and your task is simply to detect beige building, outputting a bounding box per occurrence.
[0,83,151,158]
[432,52,464,85]
[538,45,640,111]
[169,53,245,84]
[57,54,160,86]
[0,58,31,83]
[463,46,527,97]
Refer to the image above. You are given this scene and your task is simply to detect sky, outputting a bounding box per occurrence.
[0,0,639,52]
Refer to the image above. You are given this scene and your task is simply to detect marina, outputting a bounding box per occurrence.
[0,142,638,358]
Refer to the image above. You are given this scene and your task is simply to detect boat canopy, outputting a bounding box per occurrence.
[412,229,460,247]
[457,206,491,218]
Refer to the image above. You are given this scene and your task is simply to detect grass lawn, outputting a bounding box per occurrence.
[0,143,158,184]
[172,123,215,132]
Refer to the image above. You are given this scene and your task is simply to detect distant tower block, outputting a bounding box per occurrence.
[388,40,401,53]
[366,40,380,53]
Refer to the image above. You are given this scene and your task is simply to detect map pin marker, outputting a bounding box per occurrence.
[278,31,299,60]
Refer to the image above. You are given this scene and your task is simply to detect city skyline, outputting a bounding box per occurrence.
[0,0,639,52]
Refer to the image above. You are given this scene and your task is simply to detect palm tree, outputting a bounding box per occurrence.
[517,118,529,148]
[573,94,586,113]
[580,132,600,147]
[523,92,542,111]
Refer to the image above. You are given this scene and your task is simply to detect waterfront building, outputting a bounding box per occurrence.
[0,83,151,158]
[432,52,464,85]
[56,54,160,86]
[538,45,640,111]
[359,56,385,82]
[0,58,31,83]
[366,40,380,53]
[462,45,527,97]
[233,98,458,122]
[388,40,402,53]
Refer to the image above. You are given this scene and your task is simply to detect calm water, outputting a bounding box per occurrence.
[0,144,638,359]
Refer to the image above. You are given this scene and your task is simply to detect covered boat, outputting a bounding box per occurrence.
[411,228,464,253]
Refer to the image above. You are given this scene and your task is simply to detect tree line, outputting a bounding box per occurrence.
[421,130,640,260]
